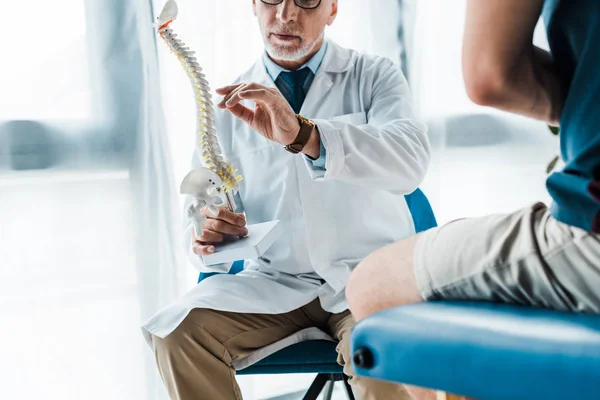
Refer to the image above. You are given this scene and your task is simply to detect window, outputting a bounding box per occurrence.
[0,1,93,120]
[0,0,142,173]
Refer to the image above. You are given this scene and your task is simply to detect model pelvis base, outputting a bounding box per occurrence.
[180,167,283,265]
[180,167,225,235]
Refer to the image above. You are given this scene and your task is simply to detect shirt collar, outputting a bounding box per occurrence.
[262,40,329,81]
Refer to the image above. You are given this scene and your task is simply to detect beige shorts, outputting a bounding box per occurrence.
[414,202,600,313]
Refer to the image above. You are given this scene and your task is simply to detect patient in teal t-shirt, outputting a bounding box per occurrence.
[347,4,600,389]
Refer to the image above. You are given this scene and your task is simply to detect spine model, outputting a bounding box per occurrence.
[156,0,242,204]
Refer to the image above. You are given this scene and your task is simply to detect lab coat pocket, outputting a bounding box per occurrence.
[331,111,367,125]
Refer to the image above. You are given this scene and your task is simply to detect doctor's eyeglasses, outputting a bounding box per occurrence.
[261,0,322,10]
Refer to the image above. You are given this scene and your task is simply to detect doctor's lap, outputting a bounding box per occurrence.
[153,300,407,399]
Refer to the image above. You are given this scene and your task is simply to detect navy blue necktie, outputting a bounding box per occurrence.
[275,67,312,113]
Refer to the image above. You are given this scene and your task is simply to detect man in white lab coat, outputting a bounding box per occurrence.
[142,0,430,399]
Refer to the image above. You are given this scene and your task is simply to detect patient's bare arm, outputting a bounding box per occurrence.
[462,0,567,126]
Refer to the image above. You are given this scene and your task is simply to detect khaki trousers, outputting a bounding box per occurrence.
[414,202,600,312]
[152,299,410,400]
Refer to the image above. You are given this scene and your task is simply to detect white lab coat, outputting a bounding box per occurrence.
[142,40,430,358]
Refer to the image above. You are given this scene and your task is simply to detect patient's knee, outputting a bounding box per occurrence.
[346,247,387,319]
[346,236,424,321]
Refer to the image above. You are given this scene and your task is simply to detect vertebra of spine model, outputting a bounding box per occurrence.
[156,0,242,221]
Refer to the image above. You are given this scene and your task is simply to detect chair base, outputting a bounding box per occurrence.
[302,373,355,400]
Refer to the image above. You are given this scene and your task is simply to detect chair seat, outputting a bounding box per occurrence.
[351,302,600,400]
[237,340,343,375]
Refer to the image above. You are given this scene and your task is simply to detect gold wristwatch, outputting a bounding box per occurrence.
[283,114,316,156]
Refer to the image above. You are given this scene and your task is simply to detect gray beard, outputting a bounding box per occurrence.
[264,33,323,62]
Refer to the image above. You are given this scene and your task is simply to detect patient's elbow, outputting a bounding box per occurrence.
[463,60,509,107]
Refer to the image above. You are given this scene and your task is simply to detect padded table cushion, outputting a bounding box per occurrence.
[351,302,600,400]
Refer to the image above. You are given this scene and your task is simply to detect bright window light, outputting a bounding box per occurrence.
[0,1,92,120]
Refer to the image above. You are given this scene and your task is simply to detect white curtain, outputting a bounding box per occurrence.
[129,1,187,399]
